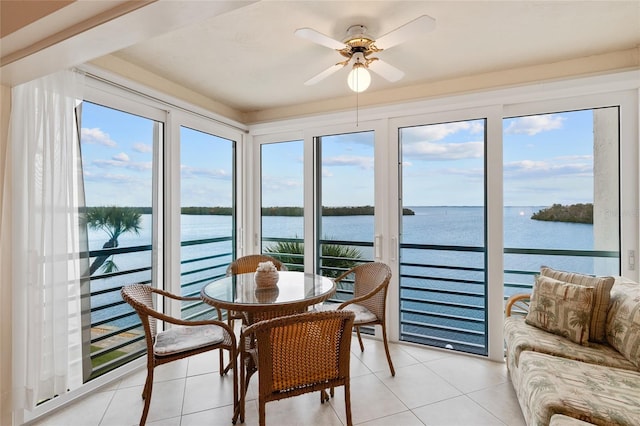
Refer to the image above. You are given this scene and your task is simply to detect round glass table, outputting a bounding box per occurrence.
[200,270,336,322]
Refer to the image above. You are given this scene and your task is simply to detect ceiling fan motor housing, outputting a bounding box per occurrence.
[296,15,436,86]
[340,25,380,61]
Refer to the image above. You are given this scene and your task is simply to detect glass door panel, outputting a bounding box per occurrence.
[317,130,375,281]
[503,108,620,298]
[179,126,235,319]
[80,101,161,379]
[399,119,487,356]
[260,140,304,270]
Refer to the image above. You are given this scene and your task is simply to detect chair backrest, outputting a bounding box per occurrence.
[349,262,392,321]
[121,284,158,340]
[226,254,288,276]
[249,310,355,398]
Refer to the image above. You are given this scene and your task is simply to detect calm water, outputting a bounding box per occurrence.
[90,206,619,325]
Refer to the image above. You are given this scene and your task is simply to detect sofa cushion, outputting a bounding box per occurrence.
[516,351,640,426]
[606,278,640,369]
[505,316,638,372]
[541,266,614,342]
[525,275,594,345]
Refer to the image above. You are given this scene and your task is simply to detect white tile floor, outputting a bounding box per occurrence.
[32,338,526,426]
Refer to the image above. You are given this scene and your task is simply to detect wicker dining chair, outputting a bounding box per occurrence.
[316,262,395,376]
[236,310,355,426]
[225,254,288,325]
[121,284,238,426]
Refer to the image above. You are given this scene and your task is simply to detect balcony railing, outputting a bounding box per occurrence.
[399,244,619,356]
[86,236,232,379]
[85,236,619,378]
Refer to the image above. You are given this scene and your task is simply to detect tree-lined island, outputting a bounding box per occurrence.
[531,203,593,224]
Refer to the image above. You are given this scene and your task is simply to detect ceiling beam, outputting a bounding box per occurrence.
[1,0,257,87]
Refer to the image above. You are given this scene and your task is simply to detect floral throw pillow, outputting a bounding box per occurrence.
[540,266,614,343]
[525,275,595,345]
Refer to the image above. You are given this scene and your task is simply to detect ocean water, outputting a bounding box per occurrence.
[89,206,619,327]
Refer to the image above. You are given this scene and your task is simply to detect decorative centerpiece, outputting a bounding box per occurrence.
[254,260,279,289]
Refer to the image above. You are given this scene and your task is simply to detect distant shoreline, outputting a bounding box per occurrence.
[84,206,416,216]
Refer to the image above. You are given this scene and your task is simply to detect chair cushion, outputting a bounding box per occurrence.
[525,275,594,345]
[316,302,377,324]
[154,325,225,356]
[540,267,614,342]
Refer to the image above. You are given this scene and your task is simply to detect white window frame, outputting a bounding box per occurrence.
[247,70,639,363]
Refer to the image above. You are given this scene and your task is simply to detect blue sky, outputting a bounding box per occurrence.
[81,101,599,208]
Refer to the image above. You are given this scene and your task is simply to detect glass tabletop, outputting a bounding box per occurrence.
[200,271,336,313]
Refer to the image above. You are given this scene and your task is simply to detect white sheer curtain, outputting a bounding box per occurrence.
[10,69,85,410]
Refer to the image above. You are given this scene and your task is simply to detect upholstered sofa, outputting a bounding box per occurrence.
[504,268,640,426]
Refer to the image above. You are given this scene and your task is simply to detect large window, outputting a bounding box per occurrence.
[260,140,304,270]
[317,131,375,277]
[503,108,620,298]
[398,119,487,355]
[179,126,235,318]
[80,100,162,379]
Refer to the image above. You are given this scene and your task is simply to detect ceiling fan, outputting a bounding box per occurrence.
[294,15,436,92]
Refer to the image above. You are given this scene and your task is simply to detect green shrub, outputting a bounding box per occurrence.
[265,238,363,278]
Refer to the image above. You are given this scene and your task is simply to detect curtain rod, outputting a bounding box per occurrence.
[82,69,249,134]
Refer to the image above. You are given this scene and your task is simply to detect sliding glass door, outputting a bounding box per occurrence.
[316,130,376,279]
[260,140,305,270]
[398,118,488,355]
[503,107,621,297]
[79,100,163,379]
[179,125,236,319]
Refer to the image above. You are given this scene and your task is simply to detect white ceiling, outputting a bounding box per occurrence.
[111,1,640,114]
[2,1,639,120]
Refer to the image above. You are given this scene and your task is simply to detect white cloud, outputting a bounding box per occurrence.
[81,127,117,147]
[261,177,303,193]
[323,155,374,169]
[181,165,231,179]
[505,114,566,136]
[132,142,152,153]
[504,158,592,179]
[403,141,483,161]
[403,121,484,143]
[83,171,138,184]
[93,159,151,171]
[113,152,129,162]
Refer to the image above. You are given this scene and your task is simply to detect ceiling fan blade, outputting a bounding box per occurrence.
[304,63,345,86]
[368,59,405,82]
[295,27,345,50]
[375,15,436,50]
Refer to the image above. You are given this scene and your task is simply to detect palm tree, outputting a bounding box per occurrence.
[85,206,142,275]
[569,310,591,342]
[264,237,363,278]
[535,295,555,327]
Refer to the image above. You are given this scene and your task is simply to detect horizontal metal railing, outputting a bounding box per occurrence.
[399,243,487,355]
[87,236,232,379]
[86,235,620,377]
[399,244,619,356]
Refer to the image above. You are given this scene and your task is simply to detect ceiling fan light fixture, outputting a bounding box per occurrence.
[347,62,371,93]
